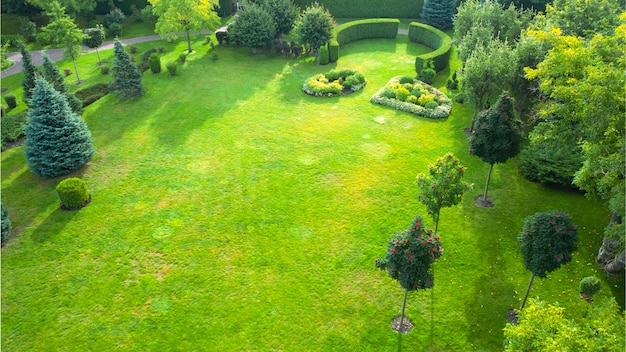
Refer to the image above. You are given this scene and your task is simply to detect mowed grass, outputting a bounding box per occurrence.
[1,33,623,351]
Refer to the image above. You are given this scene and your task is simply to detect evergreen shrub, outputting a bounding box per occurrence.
[75,83,110,107]
[519,139,583,189]
[1,112,26,150]
[166,62,177,76]
[148,53,161,73]
[4,94,17,109]
[424,101,439,109]
[318,44,329,65]
[579,276,601,295]
[330,18,400,62]
[56,178,90,210]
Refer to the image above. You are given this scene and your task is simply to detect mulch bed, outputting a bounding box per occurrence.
[390,315,414,334]
[474,195,494,208]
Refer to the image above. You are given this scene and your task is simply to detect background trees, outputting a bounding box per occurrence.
[468,92,522,205]
[262,0,299,37]
[420,0,456,31]
[149,0,220,53]
[41,54,84,115]
[24,77,95,178]
[294,2,334,56]
[111,39,144,99]
[518,210,578,310]
[227,2,276,54]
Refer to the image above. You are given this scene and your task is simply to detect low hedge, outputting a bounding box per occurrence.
[371,76,452,119]
[303,69,367,97]
[329,19,400,63]
[292,0,423,18]
[408,22,451,73]
[75,83,110,108]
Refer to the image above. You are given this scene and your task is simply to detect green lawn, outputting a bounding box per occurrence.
[1,32,623,351]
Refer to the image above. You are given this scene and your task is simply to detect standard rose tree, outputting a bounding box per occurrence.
[375,215,443,333]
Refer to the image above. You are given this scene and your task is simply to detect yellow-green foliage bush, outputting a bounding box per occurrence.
[56,178,90,210]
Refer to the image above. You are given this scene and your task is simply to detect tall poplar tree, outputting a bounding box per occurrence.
[25,77,95,178]
[111,40,145,99]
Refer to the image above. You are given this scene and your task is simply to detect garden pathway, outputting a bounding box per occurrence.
[1,28,410,79]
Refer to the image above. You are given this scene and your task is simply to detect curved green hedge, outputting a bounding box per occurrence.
[408,22,451,74]
[292,0,423,18]
[329,19,400,63]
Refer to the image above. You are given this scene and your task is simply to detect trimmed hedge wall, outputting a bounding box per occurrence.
[409,22,451,73]
[329,19,400,63]
[292,0,423,18]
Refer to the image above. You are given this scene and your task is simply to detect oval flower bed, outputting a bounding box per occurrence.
[302,69,367,97]
[370,76,452,119]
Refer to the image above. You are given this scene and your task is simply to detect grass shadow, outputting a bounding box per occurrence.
[30,207,78,244]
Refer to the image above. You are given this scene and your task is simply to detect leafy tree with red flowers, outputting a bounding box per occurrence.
[375,215,443,332]
[416,153,472,235]
[469,91,522,206]
[518,210,578,310]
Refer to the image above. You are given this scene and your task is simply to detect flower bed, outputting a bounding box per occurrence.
[302,69,367,97]
[370,76,452,119]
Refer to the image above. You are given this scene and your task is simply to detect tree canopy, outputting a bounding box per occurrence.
[294,2,334,52]
[262,0,299,37]
[227,2,276,54]
[149,0,220,53]
[420,0,456,31]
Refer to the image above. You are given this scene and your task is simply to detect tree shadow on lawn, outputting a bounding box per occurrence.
[30,207,79,244]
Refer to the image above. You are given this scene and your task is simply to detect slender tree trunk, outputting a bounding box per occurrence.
[430,271,435,346]
[483,164,494,201]
[399,288,408,330]
[186,30,192,53]
[72,57,80,83]
[520,273,535,310]
[469,105,478,131]
[434,216,440,236]
[95,48,101,64]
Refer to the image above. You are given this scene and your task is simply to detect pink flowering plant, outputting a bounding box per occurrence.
[375,215,443,291]
[416,153,472,234]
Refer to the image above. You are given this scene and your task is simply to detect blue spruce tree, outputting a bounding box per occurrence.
[111,39,144,99]
[421,0,456,30]
[25,77,95,178]
[41,54,84,115]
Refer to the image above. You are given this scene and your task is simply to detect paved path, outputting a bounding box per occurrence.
[1,34,163,79]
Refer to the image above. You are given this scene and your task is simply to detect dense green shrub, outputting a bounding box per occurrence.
[318,44,329,65]
[579,276,601,295]
[19,19,37,43]
[329,39,339,62]
[399,76,415,84]
[409,22,451,73]
[179,53,188,64]
[454,92,465,104]
[1,201,10,247]
[303,69,366,97]
[104,8,126,29]
[1,113,27,150]
[518,139,583,189]
[166,62,178,76]
[4,94,17,109]
[108,22,123,38]
[446,71,459,90]
[424,101,439,109]
[56,178,90,210]
[418,59,436,84]
[395,87,410,101]
[148,53,161,73]
[75,83,110,107]
[291,0,423,18]
[330,19,399,62]
[371,76,452,119]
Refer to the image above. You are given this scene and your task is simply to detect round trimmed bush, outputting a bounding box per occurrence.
[4,94,17,109]
[166,62,178,76]
[424,101,439,109]
[399,75,415,84]
[56,178,90,210]
[579,276,601,295]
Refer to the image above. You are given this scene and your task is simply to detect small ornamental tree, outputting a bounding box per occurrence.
[294,2,334,56]
[25,77,95,178]
[83,25,106,65]
[375,215,443,332]
[262,0,299,37]
[1,201,11,247]
[420,0,456,30]
[111,40,145,99]
[469,92,522,206]
[416,153,472,235]
[41,54,83,115]
[518,210,578,310]
[20,43,38,105]
[227,2,276,55]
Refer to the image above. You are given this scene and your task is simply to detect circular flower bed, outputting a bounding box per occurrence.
[370,76,452,119]
[302,69,367,97]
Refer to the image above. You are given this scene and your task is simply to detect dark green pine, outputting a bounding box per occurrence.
[25,77,95,178]
[41,54,84,115]
[20,43,38,105]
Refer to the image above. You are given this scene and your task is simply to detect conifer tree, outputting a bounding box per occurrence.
[1,201,11,247]
[469,92,522,206]
[20,43,38,104]
[111,39,144,99]
[421,0,456,30]
[25,77,95,178]
[41,54,83,115]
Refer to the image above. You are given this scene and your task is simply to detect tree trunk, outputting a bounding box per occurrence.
[520,273,535,310]
[95,48,101,64]
[399,288,408,330]
[469,106,478,132]
[186,30,192,53]
[597,237,625,275]
[483,164,494,201]
[72,57,80,83]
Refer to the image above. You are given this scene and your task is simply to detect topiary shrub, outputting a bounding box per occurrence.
[446,70,459,90]
[4,94,17,109]
[148,53,161,74]
[318,44,329,65]
[166,62,177,76]
[1,201,10,247]
[303,69,367,97]
[579,276,601,296]
[56,177,90,210]
[519,139,583,190]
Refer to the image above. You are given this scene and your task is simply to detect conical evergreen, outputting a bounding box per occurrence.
[25,77,95,178]
[41,54,84,115]
[20,43,38,104]
[421,0,456,30]
[111,39,144,99]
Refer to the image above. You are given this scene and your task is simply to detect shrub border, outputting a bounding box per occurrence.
[408,22,451,74]
[370,76,452,119]
[329,19,400,63]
